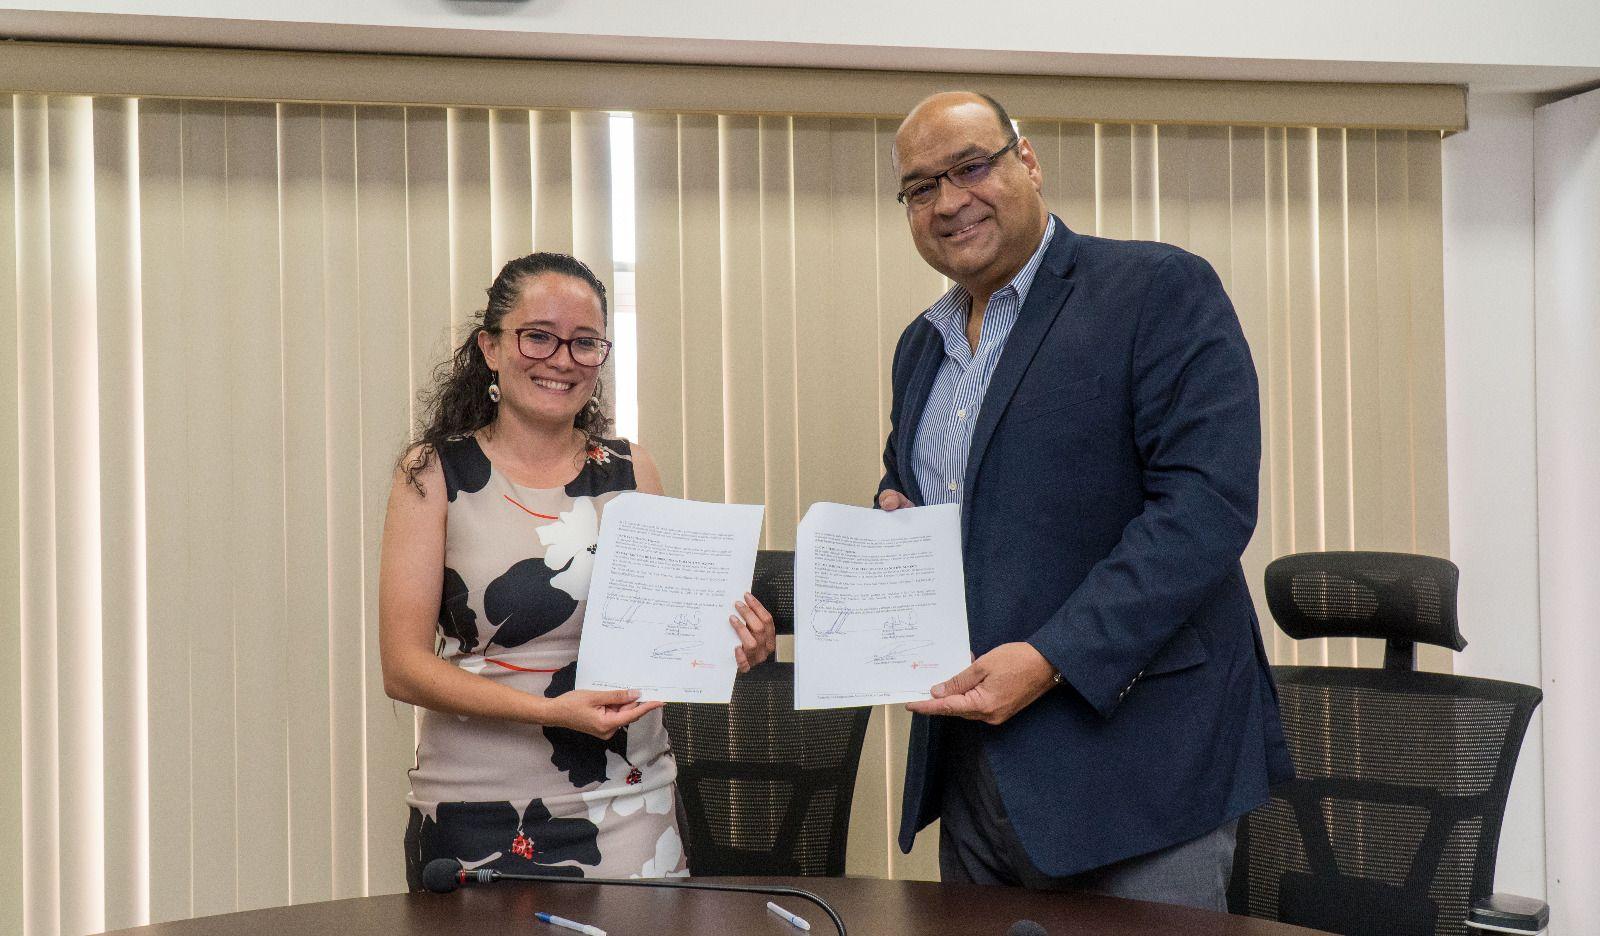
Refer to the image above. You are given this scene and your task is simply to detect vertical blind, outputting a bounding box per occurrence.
[632,115,1450,879]
[0,96,613,936]
[1,94,1448,934]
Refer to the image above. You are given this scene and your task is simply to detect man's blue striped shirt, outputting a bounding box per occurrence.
[912,216,1057,506]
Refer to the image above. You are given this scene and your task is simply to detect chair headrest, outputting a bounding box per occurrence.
[752,549,796,636]
[1264,551,1467,651]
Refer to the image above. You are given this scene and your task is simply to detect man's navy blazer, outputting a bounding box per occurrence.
[880,218,1294,877]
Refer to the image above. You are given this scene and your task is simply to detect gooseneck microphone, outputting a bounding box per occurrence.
[421,858,848,936]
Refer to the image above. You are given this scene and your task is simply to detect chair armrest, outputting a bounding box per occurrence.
[1467,894,1550,934]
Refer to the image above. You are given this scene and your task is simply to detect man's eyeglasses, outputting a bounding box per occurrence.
[511,328,613,367]
[896,138,1019,209]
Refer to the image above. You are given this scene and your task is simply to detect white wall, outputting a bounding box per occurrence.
[1446,82,1600,935]
[1442,92,1548,905]
[3,1,1600,77]
[1533,85,1600,936]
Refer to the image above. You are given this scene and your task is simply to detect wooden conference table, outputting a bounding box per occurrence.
[102,876,1333,936]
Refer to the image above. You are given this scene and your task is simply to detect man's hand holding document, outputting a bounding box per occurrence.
[794,502,971,709]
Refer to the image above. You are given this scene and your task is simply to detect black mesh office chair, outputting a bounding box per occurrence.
[663,550,872,876]
[1229,551,1548,936]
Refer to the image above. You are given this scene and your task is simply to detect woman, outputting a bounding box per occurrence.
[379,252,775,886]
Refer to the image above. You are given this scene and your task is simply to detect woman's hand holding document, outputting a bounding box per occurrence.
[794,502,972,709]
[575,492,765,703]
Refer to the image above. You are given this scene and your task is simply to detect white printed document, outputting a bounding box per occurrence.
[575,492,765,703]
[794,502,972,709]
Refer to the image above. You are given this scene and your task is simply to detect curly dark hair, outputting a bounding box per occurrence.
[399,252,612,494]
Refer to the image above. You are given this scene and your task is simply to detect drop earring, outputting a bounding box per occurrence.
[488,372,501,404]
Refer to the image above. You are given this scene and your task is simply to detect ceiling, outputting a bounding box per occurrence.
[3,9,1599,101]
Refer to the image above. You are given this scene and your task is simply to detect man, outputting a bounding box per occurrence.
[878,91,1293,908]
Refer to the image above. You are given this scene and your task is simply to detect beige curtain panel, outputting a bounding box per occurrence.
[0,93,1448,936]
[0,95,613,936]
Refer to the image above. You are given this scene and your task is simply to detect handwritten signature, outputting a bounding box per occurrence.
[810,608,852,639]
[663,612,699,637]
[650,640,704,661]
[870,640,936,665]
[601,599,645,630]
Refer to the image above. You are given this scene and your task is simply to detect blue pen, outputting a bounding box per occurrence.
[766,901,812,931]
[535,911,607,936]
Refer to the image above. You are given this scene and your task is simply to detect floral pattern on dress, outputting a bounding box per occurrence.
[438,566,480,655]
[421,798,601,878]
[536,496,599,601]
[440,435,493,501]
[542,661,634,787]
[481,557,579,650]
[581,754,675,825]
[631,825,689,879]
[409,435,678,885]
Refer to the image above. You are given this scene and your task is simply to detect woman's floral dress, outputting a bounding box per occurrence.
[403,435,687,888]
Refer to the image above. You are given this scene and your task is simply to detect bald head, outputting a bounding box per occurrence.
[895,92,1014,172]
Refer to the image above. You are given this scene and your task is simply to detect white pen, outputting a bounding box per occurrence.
[535,911,607,936]
[766,901,812,931]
